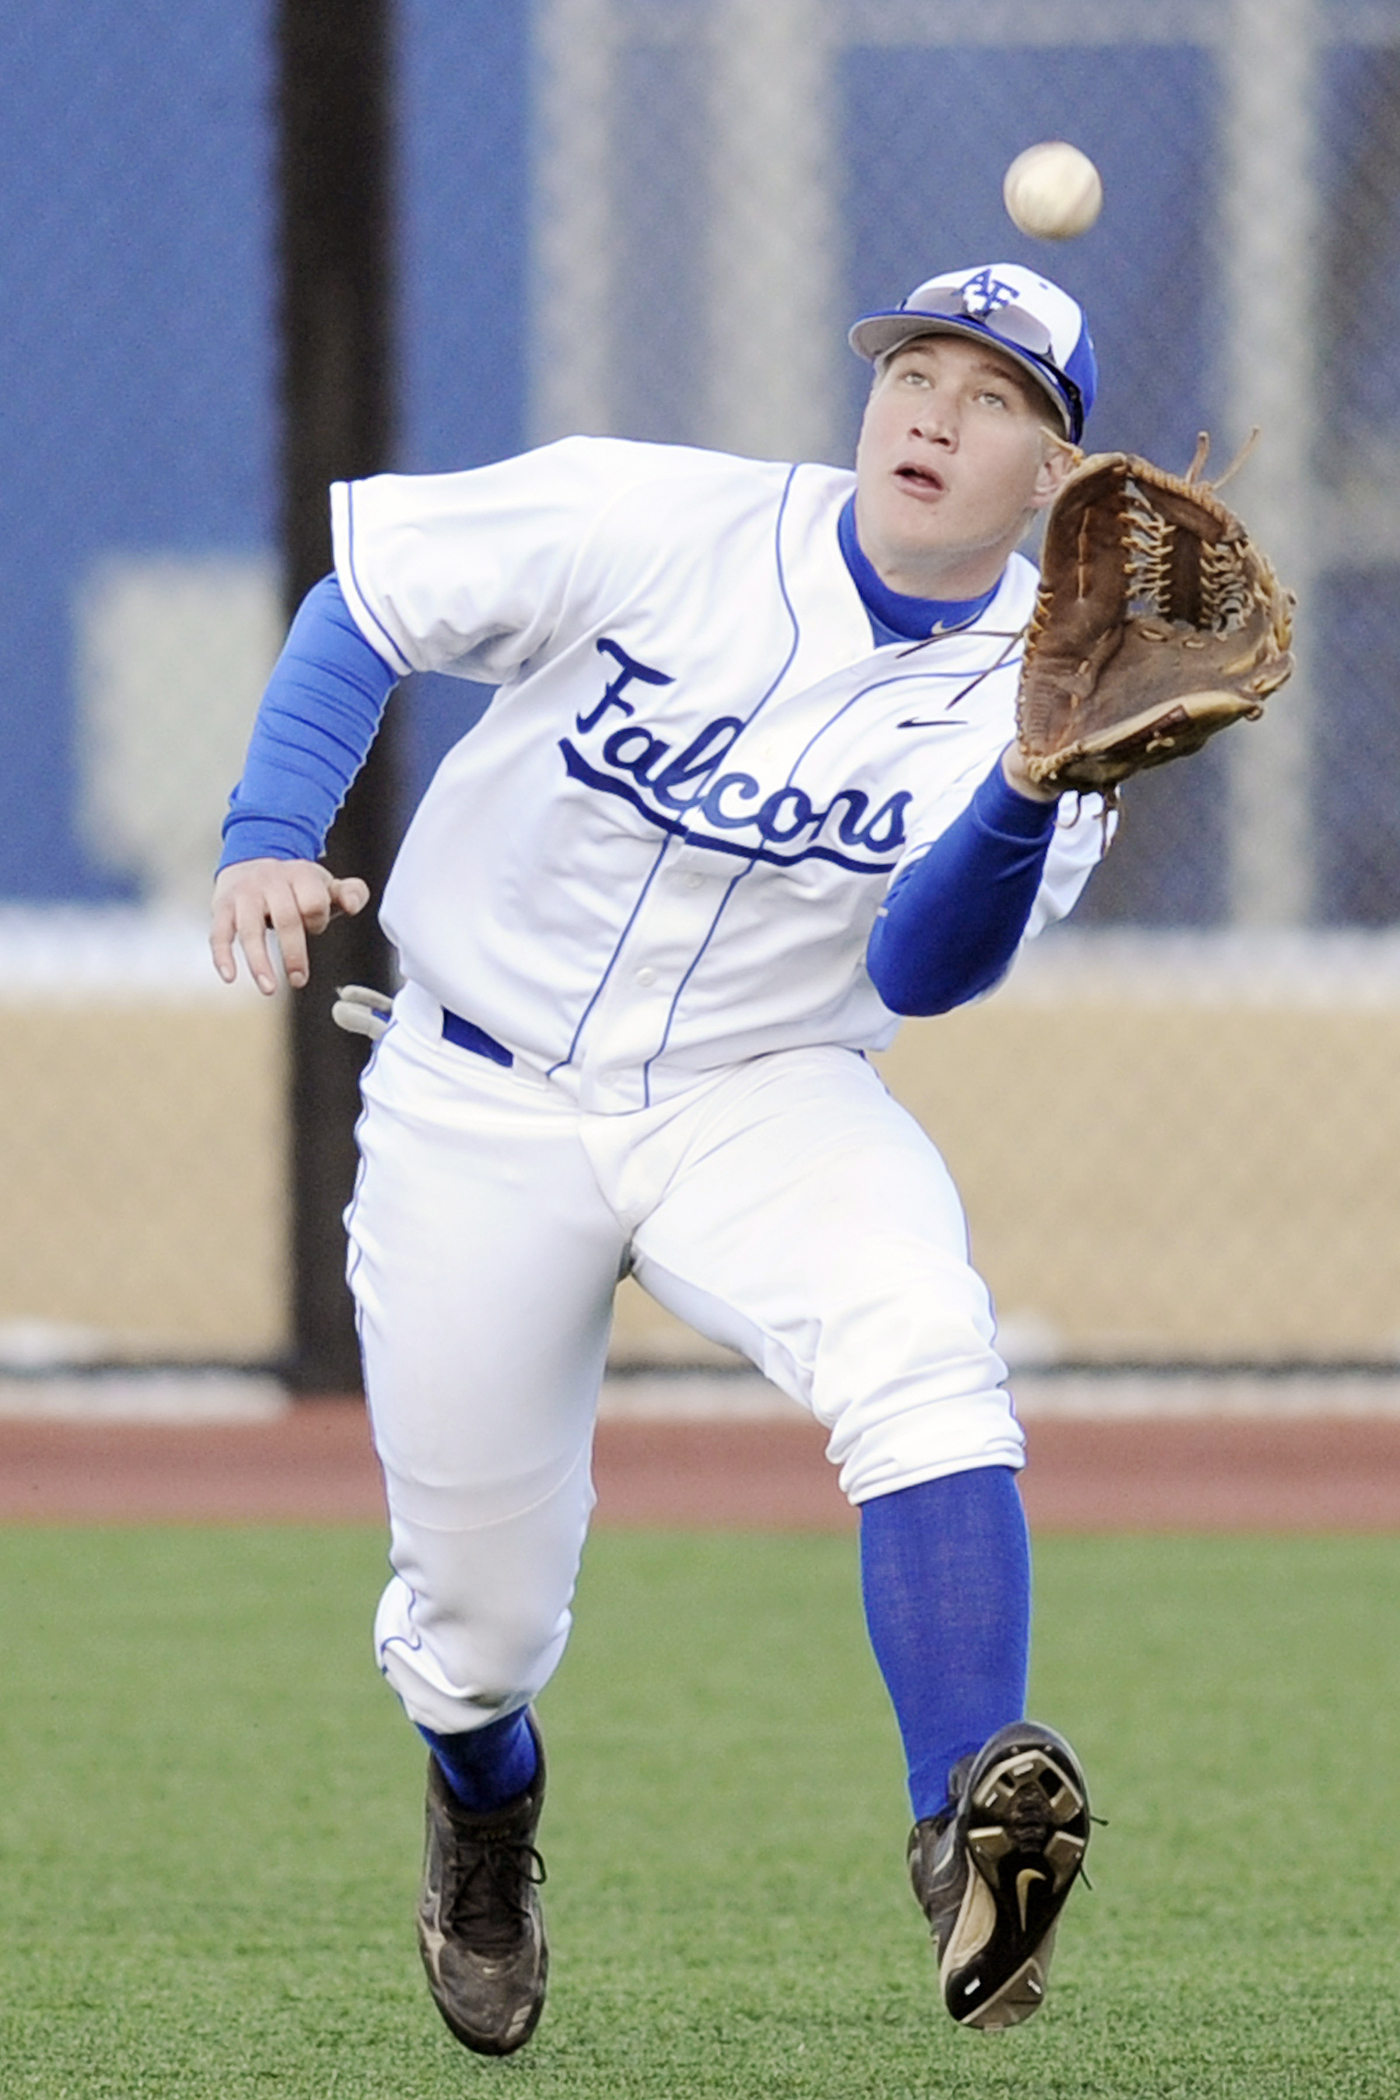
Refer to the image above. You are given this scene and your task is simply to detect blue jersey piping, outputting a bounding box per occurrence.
[549,466,805,1098]
[639,468,805,1102]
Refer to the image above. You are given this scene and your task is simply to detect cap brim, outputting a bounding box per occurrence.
[848,311,1073,435]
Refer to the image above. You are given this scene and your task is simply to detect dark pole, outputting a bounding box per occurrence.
[275,0,397,1392]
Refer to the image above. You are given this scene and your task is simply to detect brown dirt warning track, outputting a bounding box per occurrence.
[2,1399,1400,1529]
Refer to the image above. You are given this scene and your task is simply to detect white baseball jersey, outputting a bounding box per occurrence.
[332,436,1102,1115]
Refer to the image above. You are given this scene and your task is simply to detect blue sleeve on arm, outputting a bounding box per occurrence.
[867,760,1058,1016]
[217,574,400,870]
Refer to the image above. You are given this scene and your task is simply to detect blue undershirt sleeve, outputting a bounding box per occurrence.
[217,574,400,871]
[867,759,1058,1017]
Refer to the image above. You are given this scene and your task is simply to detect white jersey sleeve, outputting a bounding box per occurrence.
[1029,798,1114,938]
[331,437,726,684]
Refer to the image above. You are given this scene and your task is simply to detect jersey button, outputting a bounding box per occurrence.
[683,872,703,890]
[635,967,657,987]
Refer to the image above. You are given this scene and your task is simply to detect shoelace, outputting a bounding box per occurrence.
[447,1834,548,1952]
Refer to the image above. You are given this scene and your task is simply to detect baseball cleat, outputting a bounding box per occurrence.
[907,1720,1090,2032]
[416,1715,549,2056]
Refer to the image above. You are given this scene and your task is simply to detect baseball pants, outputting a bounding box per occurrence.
[345,985,1024,1737]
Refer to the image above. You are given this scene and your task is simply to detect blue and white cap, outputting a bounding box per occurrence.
[848,263,1097,443]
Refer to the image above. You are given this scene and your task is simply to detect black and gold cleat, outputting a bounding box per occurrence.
[416,1715,549,2056]
[907,1720,1090,2031]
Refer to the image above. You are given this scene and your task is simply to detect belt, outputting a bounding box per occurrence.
[441,1007,514,1068]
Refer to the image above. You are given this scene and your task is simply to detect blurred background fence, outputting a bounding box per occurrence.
[3,0,1400,1376]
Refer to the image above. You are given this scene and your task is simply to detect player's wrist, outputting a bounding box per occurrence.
[999,744,1060,805]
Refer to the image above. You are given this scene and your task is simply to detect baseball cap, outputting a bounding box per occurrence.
[848,263,1097,442]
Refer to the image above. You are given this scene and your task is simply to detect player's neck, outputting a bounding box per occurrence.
[850,484,1030,601]
[864,534,1016,602]
[838,498,1000,641]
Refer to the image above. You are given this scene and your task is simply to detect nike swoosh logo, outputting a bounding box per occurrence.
[1016,1868,1046,1930]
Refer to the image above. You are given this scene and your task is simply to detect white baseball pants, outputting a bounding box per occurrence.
[345,986,1022,1736]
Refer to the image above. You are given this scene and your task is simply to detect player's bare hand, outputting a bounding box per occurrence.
[210,858,370,996]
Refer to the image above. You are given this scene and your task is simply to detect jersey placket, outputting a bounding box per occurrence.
[569,834,735,1111]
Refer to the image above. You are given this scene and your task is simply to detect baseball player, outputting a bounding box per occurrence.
[212,263,1102,2053]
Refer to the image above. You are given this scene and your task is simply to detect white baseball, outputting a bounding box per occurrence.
[1003,142,1103,241]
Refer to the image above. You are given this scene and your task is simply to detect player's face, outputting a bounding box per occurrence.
[853,335,1073,600]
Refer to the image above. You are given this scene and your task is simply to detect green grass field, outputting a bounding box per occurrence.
[2,1523,1398,2098]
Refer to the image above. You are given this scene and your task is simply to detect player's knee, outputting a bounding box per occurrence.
[819,1352,1022,1506]
[374,1575,571,1733]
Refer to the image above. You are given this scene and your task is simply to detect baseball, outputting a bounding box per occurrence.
[1003,142,1103,241]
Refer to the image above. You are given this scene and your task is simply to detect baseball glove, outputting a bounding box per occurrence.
[1016,433,1295,795]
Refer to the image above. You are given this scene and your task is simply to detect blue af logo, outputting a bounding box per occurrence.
[960,268,1019,320]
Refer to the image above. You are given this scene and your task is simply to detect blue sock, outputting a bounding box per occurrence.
[417,1709,538,1813]
[859,1467,1031,1825]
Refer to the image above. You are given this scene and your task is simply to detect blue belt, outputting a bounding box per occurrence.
[442,1008,514,1068]
[440,999,512,1066]
[438,1003,514,1066]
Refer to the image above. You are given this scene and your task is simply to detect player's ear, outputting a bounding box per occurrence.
[1029,433,1081,509]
